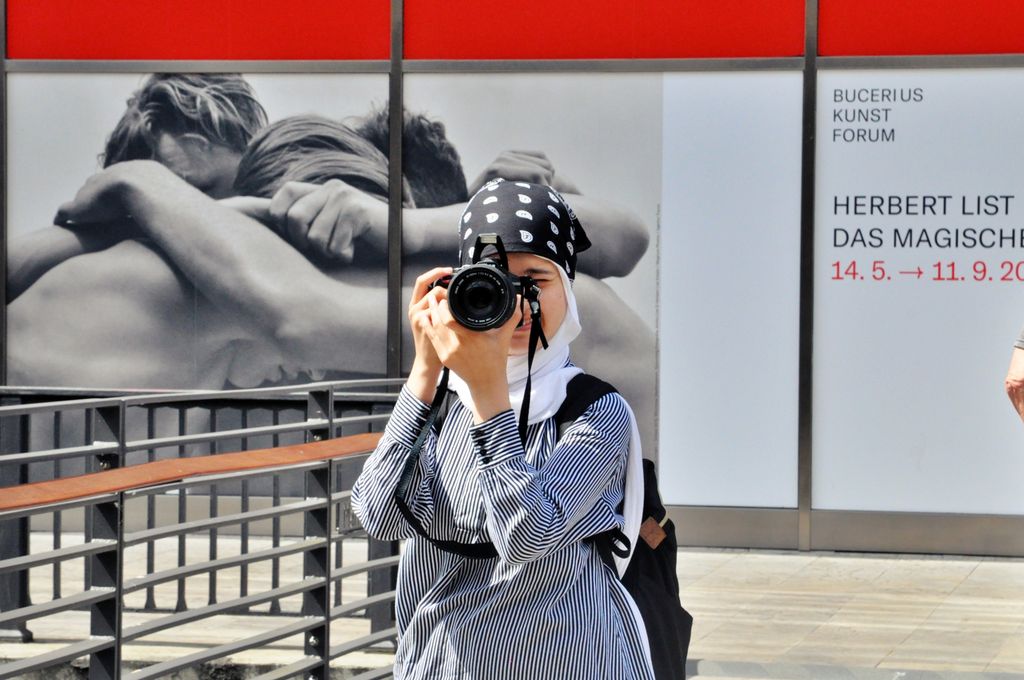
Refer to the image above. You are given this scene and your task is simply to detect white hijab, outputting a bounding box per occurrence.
[448,264,582,422]
[447,264,645,577]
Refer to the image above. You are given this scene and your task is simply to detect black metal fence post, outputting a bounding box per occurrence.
[304,464,331,680]
[93,404,125,472]
[307,389,331,444]
[88,495,123,680]
[175,408,188,613]
[0,406,31,642]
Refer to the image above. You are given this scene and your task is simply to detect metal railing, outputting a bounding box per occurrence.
[0,380,403,679]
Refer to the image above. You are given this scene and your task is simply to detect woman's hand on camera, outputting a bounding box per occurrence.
[426,291,522,423]
[407,267,452,403]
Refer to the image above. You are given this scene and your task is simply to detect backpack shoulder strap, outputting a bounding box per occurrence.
[554,373,618,438]
[556,374,633,562]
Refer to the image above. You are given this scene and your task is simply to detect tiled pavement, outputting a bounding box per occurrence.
[680,549,1024,679]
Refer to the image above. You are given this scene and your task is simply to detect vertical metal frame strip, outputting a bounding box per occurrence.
[386,0,405,380]
[1,0,7,387]
[797,0,819,550]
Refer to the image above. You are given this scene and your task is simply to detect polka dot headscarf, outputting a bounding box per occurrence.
[457,178,591,279]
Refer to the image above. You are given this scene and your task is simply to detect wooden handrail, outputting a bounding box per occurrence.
[0,432,383,513]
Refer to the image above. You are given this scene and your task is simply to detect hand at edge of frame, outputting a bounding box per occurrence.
[1005,346,1024,423]
[469,150,581,195]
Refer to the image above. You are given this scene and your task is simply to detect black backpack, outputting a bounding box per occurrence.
[555,374,693,680]
[615,458,694,680]
[395,373,693,679]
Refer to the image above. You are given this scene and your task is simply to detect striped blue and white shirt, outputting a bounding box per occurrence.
[352,384,654,680]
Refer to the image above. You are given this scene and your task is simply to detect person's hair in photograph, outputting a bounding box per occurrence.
[233,113,413,205]
[101,73,268,166]
[357,105,469,208]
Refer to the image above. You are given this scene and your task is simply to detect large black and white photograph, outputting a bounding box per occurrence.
[6,72,393,391]
[7,71,663,450]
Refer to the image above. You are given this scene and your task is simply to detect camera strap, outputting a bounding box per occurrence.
[394,299,548,560]
[394,368,500,559]
[394,368,502,559]
[393,371,630,563]
[518,296,548,443]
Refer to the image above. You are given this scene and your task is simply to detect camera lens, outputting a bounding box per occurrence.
[464,280,500,315]
[447,264,519,330]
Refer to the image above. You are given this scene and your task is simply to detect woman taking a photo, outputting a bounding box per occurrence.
[352,178,652,679]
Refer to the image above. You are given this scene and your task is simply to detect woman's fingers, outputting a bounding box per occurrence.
[410,267,453,308]
[426,289,442,325]
[424,293,445,347]
[408,283,447,319]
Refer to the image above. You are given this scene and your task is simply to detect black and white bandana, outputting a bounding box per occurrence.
[457,178,591,279]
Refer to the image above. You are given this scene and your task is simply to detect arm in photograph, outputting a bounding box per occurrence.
[226,180,462,267]
[55,161,386,371]
[571,274,657,452]
[561,194,649,278]
[6,223,131,302]
[238,172,648,278]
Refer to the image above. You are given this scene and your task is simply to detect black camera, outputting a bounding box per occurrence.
[432,234,540,331]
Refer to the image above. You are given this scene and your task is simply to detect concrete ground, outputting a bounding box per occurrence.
[680,549,1024,679]
[2,535,1023,679]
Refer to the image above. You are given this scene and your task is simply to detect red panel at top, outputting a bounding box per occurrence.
[821,0,1024,56]
[6,0,390,60]
[405,0,805,60]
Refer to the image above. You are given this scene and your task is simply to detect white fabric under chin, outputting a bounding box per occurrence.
[448,262,582,423]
